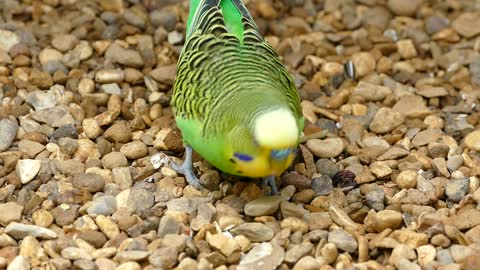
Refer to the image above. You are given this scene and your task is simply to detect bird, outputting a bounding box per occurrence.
[170,0,304,194]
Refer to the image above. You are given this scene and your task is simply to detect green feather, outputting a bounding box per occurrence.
[173,0,304,177]
[186,0,254,42]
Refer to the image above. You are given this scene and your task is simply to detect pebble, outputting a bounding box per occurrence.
[4,222,57,239]
[16,159,42,184]
[244,196,281,216]
[395,170,418,189]
[365,188,385,211]
[445,178,469,203]
[230,223,274,242]
[105,43,144,68]
[311,175,333,195]
[51,34,79,52]
[315,159,339,177]
[369,107,404,133]
[0,119,18,151]
[6,256,30,270]
[87,195,117,216]
[452,12,480,38]
[387,0,422,16]
[328,228,358,253]
[119,140,148,160]
[351,52,376,77]
[102,152,128,169]
[237,243,284,270]
[389,244,416,267]
[465,130,480,151]
[0,30,20,51]
[0,202,24,226]
[365,210,403,233]
[306,138,344,158]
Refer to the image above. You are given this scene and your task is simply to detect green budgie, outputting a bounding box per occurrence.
[171,0,304,194]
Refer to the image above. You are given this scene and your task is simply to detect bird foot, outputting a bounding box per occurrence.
[262,175,279,195]
[170,146,204,190]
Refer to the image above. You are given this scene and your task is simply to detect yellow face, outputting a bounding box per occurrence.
[230,147,298,178]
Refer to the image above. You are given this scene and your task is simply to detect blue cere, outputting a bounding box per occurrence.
[234,152,254,161]
[271,149,291,160]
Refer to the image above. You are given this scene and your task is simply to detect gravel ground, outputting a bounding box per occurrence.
[1,0,480,269]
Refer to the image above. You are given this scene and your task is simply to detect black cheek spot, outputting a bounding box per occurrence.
[229,158,236,163]
[237,170,242,174]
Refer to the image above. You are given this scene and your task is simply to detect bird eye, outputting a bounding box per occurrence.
[271,149,291,160]
[234,153,254,161]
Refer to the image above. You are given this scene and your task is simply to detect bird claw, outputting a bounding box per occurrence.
[262,175,279,195]
[170,146,204,190]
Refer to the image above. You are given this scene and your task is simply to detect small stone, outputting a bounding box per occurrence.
[311,176,333,196]
[104,123,132,143]
[51,34,79,52]
[465,130,480,151]
[26,91,57,111]
[433,158,450,178]
[292,256,321,270]
[116,262,141,270]
[351,52,376,77]
[0,119,19,151]
[114,251,150,263]
[284,243,313,264]
[280,217,308,233]
[102,152,128,169]
[150,64,177,85]
[32,209,54,228]
[431,234,451,247]
[445,178,469,203]
[308,212,332,230]
[237,243,284,270]
[395,170,418,189]
[397,39,417,59]
[6,256,30,270]
[72,173,105,192]
[417,245,436,266]
[393,95,431,119]
[244,196,281,217]
[370,161,393,179]
[328,228,358,253]
[101,83,122,95]
[398,259,421,270]
[387,0,422,16]
[96,215,120,239]
[4,222,57,239]
[306,138,344,158]
[0,202,24,226]
[230,223,274,242]
[365,210,403,233]
[0,30,20,51]
[119,141,148,160]
[391,230,428,248]
[452,12,480,38]
[87,195,117,216]
[369,107,404,133]
[105,43,143,68]
[353,82,392,101]
[149,247,178,269]
[315,159,339,177]
[61,247,93,260]
[16,159,42,184]
[365,188,385,211]
[412,129,443,147]
[77,230,107,249]
[206,232,240,257]
[389,244,416,267]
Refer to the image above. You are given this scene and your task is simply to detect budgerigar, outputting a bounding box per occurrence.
[171,0,304,194]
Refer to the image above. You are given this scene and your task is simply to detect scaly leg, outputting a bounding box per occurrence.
[262,175,279,195]
[171,146,203,190]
